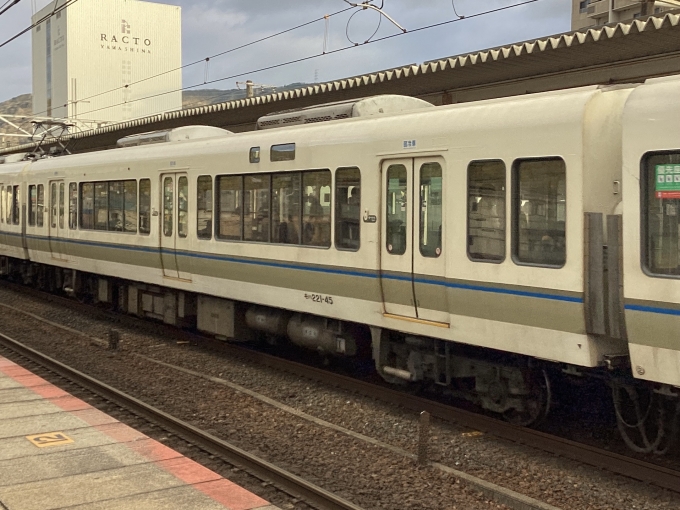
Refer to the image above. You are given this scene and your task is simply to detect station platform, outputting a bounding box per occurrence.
[0,356,278,510]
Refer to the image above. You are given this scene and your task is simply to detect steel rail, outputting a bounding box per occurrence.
[1,282,679,494]
[225,346,680,494]
[0,333,364,510]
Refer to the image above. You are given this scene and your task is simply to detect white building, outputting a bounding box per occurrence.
[32,0,182,123]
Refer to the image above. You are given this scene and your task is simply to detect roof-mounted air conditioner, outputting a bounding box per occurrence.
[117,125,232,148]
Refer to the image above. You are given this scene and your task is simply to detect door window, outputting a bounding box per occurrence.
[59,183,65,229]
[178,176,189,238]
[419,163,443,258]
[386,164,408,255]
[51,183,58,228]
[163,177,173,237]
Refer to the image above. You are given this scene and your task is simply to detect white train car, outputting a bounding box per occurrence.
[622,76,680,390]
[0,85,645,426]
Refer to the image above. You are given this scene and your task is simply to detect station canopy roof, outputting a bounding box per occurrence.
[4,12,680,156]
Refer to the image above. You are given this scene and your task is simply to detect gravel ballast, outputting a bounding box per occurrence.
[0,286,677,510]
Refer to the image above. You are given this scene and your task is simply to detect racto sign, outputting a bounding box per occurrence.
[100,19,153,54]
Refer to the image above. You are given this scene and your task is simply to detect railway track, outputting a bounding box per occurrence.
[0,331,363,510]
[2,281,680,496]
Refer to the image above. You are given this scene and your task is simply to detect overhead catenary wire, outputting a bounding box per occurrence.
[0,0,79,50]
[29,5,355,119]
[0,0,22,17]
[73,0,541,120]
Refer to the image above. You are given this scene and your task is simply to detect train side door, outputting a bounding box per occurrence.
[159,173,191,280]
[413,157,449,324]
[380,158,449,324]
[380,159,418,318]
[48,180,66,260]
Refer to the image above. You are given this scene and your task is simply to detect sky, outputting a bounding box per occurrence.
[0,0,570,104]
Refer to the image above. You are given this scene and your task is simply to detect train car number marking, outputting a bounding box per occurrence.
[304,293,334,305]
[26,432,74,448]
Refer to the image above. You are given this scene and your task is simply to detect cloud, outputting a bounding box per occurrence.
[0,0,570,105]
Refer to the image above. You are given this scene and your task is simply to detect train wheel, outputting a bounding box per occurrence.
[612,384,679,454]
[503,369,552,427]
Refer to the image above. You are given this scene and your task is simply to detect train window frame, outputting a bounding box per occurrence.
[12,185,20,225]
[69,183,77,230]
[419,162,443,259]
[271,143,296,162]
[28,185,37,227]
[467,160,507,264]
[335,167,361,252]
[139,179,151,235]
[216,175,244,241]
[37,185,44,228]
[511,157,567,269]
[640,151,680,279]
[197,175,213,240]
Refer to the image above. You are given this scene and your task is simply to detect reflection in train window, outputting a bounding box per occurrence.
[163,177,173,237]
[468,160,506,262]
[197,176,213,240]
[335,167,361,251]
[109,181,124,231]
[59,183,65,229]
[271,143,295,162]
[302,170,331,247]
[272,173,301,244]
[80,183,94,230]
[37,185,44,228]
[28,185,36,226]
[216,175,243,240]
[139,179,151,235]
[178,176,189,238]
[95,182,108,231]
[386,164,408,256]
[419,163,443,258]
[513,158,566,267]
[12,186,19,225]
[642,152,680,277]
[69,183,77,229]
[244,175,270,242]
[0,185,4,224]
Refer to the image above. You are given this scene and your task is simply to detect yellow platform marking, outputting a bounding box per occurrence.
[26,432,74,448]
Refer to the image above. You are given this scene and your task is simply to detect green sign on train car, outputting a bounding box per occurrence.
[655,165,680,199]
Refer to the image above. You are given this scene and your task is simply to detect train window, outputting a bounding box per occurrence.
[0,185,4,224]
[243,175,270,242]
[124,180,137,233]
[513,158,566,267]
[250,147,261,164]
[335,168,361,251]
[5,185,11,224]
[419,163,443,258]
[28,185,36,226]
[12,185,19,225]
[163,177,173,237]
[69,183,77,229]
[303,170,331,247]
[642,152,680,277]
[94,182,108,231]
[216,175,243,240]
[386,164,408,255]
[51,183,58,229]
[197,176,213,240]
[139,179,151,235]
[272,172,301,244]
[178,176,189,238]
[109,181,124,231]
[468,160,506,262]
[271,143,295,162]
[80,183,94,230]
[59,183,65,229]
[37,185,44,228]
